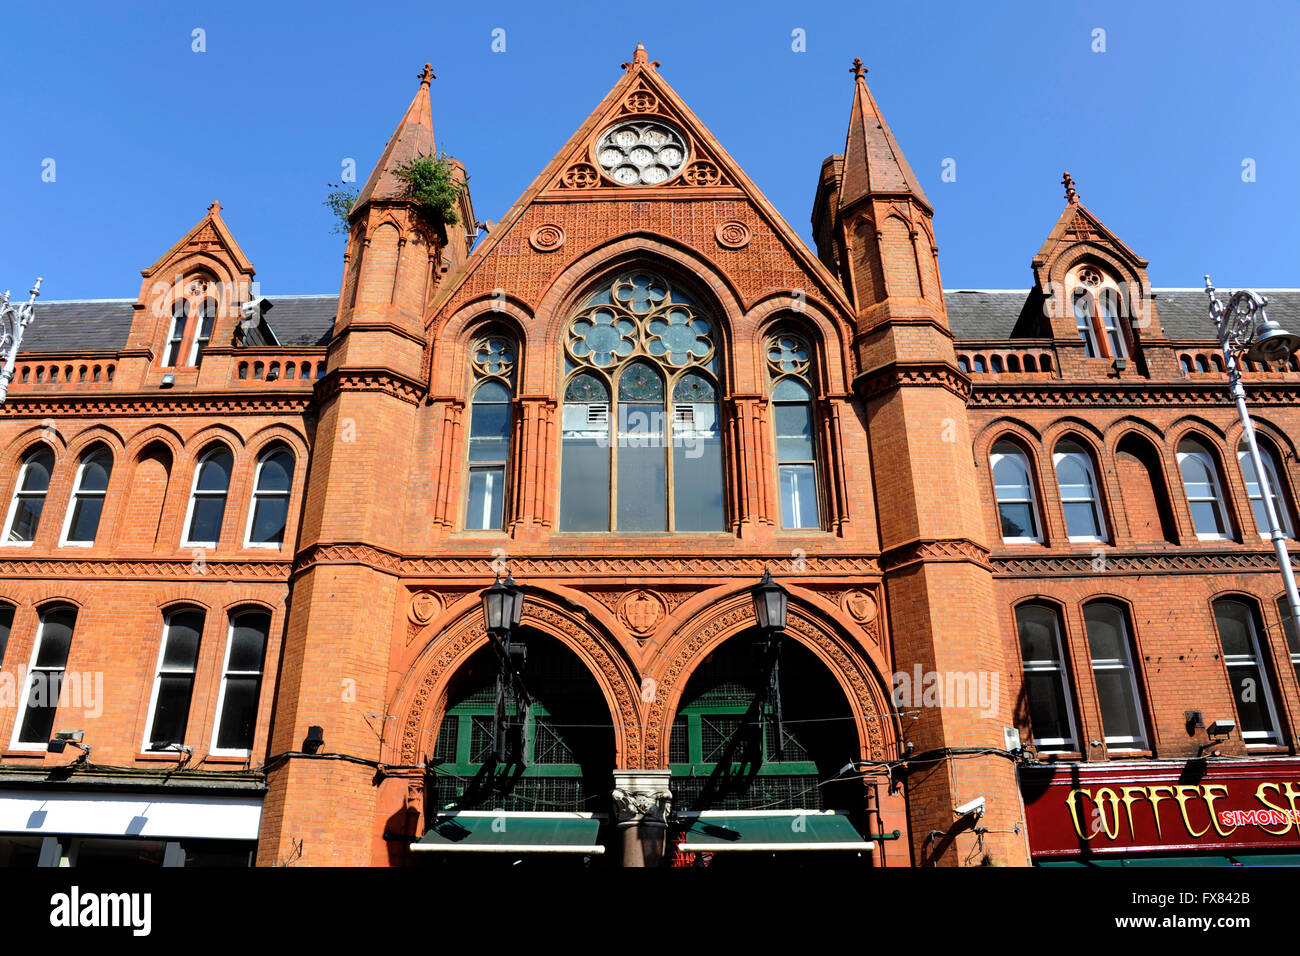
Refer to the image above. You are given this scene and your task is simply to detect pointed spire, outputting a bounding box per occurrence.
[622,41,660,71]
[838,58,930,214]
[353,64,437,210]
[1062,170,1078,205]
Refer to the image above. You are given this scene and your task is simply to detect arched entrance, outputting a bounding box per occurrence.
[415,629,617,868]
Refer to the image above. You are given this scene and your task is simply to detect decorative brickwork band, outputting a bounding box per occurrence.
[315,368,426,406]
[856,362,972,403]
[993,549,1299,577]
[880,537,993,573]
[970,382,1300,408]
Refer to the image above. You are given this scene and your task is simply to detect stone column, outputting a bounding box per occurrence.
[611,771,673,867]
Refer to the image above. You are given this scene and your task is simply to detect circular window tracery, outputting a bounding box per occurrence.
[595,120,689,186]
[566,272,716,373]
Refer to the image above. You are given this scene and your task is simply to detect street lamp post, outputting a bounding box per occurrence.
[481,574,528,763]
[751,568,790,759]
[0,278,43,403]
[1205,276,1300,642]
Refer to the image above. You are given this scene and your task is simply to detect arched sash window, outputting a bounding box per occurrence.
[4,446,55,544]
[464,335,517,531]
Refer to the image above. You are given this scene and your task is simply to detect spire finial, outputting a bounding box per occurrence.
[418,63,435,87]
[850,57,868,80]
[622,42,660,71]
[207,200,222,217]
[1062,171,1078,205]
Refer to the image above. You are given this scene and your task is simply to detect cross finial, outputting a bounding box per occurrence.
[850,57,868,80]
[622,41,660,71]
[1062,171,1078,204]
[418,63,435,86]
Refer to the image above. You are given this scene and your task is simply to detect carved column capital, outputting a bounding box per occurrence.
[610,771,674,825]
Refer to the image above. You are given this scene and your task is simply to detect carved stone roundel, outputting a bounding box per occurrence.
[409,590,442,625]
[715,219,752,249]
[529,224,566,252]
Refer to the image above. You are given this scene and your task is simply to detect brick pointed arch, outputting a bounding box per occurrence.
[644,590,898,770]
[388,589,644,769]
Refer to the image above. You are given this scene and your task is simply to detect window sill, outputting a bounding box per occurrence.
[1243,742,1288,754]
[205,752,252,764]
[1104,749,1152,760]
[135,750,195,762]
[2,748,50,758]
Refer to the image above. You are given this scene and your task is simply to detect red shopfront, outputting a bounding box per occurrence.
[1021,759,1300,866]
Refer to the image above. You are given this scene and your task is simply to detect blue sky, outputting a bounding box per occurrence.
[2,0,1297,301]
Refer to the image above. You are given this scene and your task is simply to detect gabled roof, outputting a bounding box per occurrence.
[353,64,436,210]
[140,201,254,278]
[429,43,854,320]
[1033,178,1148,271]
[838,59,930,214]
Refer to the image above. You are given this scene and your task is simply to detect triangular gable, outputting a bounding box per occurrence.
[141,201,254,278]
[429,46,854,322]
[1033,200,1147,271]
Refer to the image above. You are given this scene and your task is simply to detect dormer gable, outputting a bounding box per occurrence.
[129,202,259,380]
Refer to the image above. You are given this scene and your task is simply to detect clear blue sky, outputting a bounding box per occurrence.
[2,0,1297,301]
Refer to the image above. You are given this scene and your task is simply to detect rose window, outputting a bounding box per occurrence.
[596,121,689,186]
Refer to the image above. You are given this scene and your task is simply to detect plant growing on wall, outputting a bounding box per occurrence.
[392,153,464,226]
[323,183,358,235]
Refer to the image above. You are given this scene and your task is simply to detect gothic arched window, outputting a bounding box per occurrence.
[767,332,821,530]
[559,272,724,532]
[1069,265,1127,360]
[4,445,55,544]
[465,334,517,531]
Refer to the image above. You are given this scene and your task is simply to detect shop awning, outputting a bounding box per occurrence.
[410,811,604,854]
[1038,855,1238,868]
[675,811,873,852]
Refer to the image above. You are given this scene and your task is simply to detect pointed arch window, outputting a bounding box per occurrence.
[464,335,516,532]
[1277,597,1300,688]
[183,445,233,548]
[245,445,294,547]
[60,446,112,546]
[187,295,218,367]
[1069,265,1127,360]
[990,441,1042,543]
[1053,440,1107,542]
[1015,603,1078,752]
[1082,601,1147,751]
[163,299,188,367]
[1177,437,1233,540]
[559,272,724,532]
[768,332,821,530]
[1213,598,1282,746]
[3,446,55,545]
[1238,439,1294,539]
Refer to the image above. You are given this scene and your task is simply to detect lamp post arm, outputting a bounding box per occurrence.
[1223,345,1300,641]
[0,278,42,403]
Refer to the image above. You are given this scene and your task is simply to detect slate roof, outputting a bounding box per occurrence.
[16,294,337,354]
[944,289,1300,343]
[18,289,1300,353]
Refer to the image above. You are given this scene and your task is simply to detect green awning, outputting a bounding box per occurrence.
[411,812,604,854]
[1037,855,1237,868]
[676,811,873,852]
[1226,854,1300,867]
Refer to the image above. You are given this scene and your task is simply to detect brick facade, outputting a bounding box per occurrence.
[2,47,1298,868]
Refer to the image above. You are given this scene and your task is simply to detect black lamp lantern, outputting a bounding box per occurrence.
[751,568,788,636]
[482,573,524,637]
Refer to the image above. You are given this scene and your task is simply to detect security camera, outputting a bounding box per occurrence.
[1207,719,1236,738]
[954,796,986,819]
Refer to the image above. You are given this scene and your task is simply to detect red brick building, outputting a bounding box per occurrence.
[1,46,1298,868]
